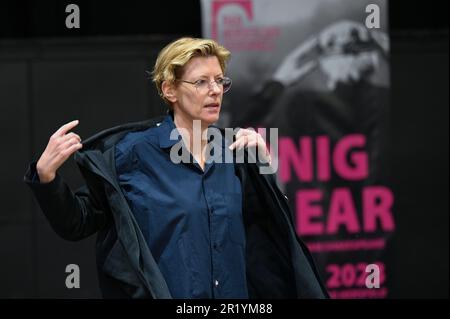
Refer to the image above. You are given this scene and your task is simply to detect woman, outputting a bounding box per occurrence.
[24,37,328,299]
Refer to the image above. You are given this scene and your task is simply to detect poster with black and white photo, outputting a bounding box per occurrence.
[202,0,393,298]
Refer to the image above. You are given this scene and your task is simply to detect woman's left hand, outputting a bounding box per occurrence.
[228,128,272,164]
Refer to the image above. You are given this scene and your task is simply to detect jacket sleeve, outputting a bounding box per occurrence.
[24,161,110,241]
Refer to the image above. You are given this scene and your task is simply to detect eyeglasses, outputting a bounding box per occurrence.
[178,77,232,94]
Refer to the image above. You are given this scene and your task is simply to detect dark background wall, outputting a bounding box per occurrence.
[0,0,448,298]
[388,34,448,298]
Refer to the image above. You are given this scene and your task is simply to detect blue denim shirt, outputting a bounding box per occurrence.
[115,113,248,298]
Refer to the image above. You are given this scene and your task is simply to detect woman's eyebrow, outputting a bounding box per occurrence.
[195,73,224,79]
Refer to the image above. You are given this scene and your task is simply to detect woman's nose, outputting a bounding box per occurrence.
[210,81,222,94]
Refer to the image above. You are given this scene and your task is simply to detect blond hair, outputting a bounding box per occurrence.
[152,37,231,106]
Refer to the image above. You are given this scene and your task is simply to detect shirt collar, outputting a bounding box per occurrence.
[157,110,182,149]
[156,110,228,151]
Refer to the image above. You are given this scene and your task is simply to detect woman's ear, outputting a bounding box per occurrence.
[162,81,177,103]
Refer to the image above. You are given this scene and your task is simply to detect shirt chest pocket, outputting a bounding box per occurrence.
[224,193,246,246]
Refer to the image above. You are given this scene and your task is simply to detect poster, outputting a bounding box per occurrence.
[202,0,393,298]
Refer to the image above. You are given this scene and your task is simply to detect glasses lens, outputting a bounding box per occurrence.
[222,77,232,93]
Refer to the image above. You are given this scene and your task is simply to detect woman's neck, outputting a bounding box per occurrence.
[173,111,209,168]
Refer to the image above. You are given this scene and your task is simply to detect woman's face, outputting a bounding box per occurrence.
[172,56,224,126]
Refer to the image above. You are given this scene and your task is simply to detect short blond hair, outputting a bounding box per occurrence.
[152,37,231,106]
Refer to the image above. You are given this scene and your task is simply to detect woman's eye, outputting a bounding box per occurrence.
[195,80,207,86]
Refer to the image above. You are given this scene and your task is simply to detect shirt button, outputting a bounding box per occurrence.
[214,280,219,287]
[213,243,218,249]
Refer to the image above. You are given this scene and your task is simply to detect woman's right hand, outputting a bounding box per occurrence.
[36,120,83,183]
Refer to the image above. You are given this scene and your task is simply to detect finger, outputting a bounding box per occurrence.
[59,137,81,152]
[247,136,260,148]
[235,129,245,140]
[59,142,83,160]
[230,129,247,149]
[231,134,261,151]
[54,137,79,155]
[229,137,245,150]
[242,135,250,148]
[247,138,258,148]
[236,128,253,139]
[60,132,81,142]
[54,120,79,137]
[234,138,246,150]
[236,136,250,150]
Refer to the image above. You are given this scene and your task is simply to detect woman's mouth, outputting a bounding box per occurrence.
[204,103,220,109]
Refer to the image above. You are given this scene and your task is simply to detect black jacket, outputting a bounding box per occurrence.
[24,115,328,299]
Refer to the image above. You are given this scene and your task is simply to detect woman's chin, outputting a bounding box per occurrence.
[201,110,220,125]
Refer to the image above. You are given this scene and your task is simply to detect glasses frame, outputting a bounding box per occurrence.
[177,77,232,94]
